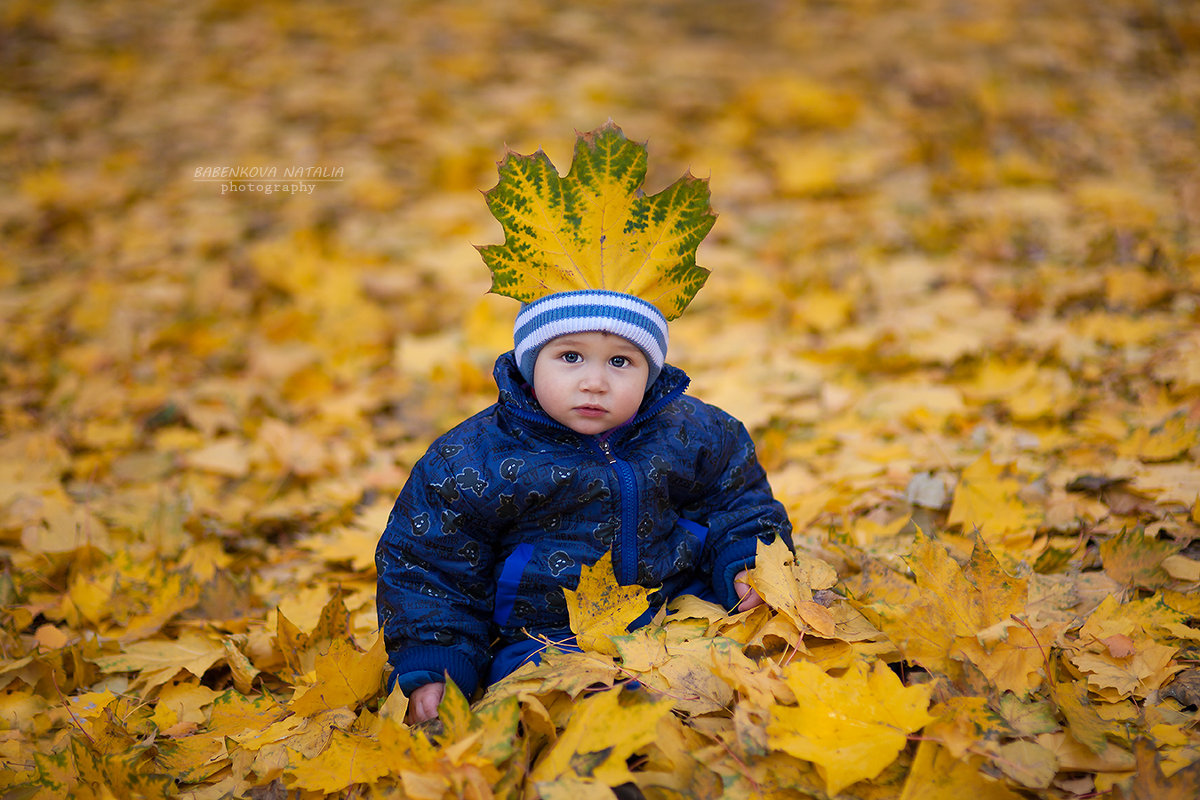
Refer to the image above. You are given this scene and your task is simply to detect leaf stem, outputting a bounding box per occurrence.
[52,670,95,745]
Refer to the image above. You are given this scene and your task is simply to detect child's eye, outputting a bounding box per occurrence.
[561,352,582,363]
[610,356,629,368]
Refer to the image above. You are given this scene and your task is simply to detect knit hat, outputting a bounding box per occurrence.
[513,289,668,387]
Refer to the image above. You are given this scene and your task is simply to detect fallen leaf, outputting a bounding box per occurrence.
[767,658,934,795]
[947,453,1041,554]
[1112,738,1200,799]
[565,550,651,656]
[900,740,1024,800]
[530,686,674,786]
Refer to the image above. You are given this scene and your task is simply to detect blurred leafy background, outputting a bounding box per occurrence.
[1,0,1199,797]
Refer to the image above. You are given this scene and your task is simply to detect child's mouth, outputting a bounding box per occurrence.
[574,405,607,417]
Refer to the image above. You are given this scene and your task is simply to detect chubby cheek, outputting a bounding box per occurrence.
[533,384,575,426]
[611,386,645,422]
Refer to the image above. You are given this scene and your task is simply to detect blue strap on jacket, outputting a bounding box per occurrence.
[493,543,535,625]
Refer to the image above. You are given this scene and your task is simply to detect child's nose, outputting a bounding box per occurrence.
[579,366,607,391]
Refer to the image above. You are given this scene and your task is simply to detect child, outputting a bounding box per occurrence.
[375,127,793,724]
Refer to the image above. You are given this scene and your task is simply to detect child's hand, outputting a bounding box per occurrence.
[406,682,445,725]
[733,569,763,611]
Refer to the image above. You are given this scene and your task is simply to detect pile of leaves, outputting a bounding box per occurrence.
[2,0,1200,797]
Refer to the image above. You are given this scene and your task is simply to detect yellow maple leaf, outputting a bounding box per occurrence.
[853,531,1057,694]
[900,739,1024,800]
[959,620,1060,696]
[289,634,386,716]
[222,637,260,694]
[963,359,1039,402]
[67,689,121,720]
[20,493,112,557]
[947,452,1041,554]
[182,435,251,478]
[640,634,737,716]
[1120,414,1198,462]
[150,681,218,733]
[530,686,674,786]
[924,696,1006,759]
[256,418,330,478]
[1068,641,1182,701]
[491,646,622,699]
[111,568,203,643]
[709,641,790,708]
[92,630,226,691]
[1035,730,1135,773]
[1007,368,1074,422]
[744,537,836,637]
[564,550,650,656]
[67,569,115,627]
[767,658,934,795]
[995,739,1060,789]
[286,729,388,793]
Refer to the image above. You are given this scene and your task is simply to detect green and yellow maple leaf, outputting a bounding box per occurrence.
[153,734,227,784]
[208,688,288,738]
[924,696,1011,759]
[479,121,714,319]
[1048,675,1121,755]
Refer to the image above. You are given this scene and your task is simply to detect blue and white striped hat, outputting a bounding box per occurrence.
[513,290,669,387]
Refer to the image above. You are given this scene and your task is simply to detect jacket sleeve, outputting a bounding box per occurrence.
[691,409,793,609]
[375,443,498,697]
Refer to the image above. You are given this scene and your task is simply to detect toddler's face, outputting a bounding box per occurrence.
[533,331,649,435]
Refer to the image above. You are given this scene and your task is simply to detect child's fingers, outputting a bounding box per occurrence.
[733,570,764,611]
[735,587,764,611]
[407,683,445,724]
[418,684,445,718]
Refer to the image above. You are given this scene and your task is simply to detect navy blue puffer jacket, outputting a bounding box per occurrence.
[376,351,792,696]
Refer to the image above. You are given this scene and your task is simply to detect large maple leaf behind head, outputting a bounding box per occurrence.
[478,121,715,320]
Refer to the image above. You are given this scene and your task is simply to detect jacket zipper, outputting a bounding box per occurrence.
[504,374,692,587]
[597,437,640,585]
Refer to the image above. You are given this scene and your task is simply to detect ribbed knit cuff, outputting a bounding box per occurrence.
[710,536,763,610]
[388,646,483,697]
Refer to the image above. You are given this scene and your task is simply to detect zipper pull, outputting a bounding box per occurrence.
[599,440,617,464]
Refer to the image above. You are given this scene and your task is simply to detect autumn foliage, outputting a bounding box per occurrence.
[2,0,1200,798]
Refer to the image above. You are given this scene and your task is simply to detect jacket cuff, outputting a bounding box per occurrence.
[710,536,763,609]
[388,645,483,697]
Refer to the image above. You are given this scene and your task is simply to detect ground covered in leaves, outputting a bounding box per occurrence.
[2,0,1200,797]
